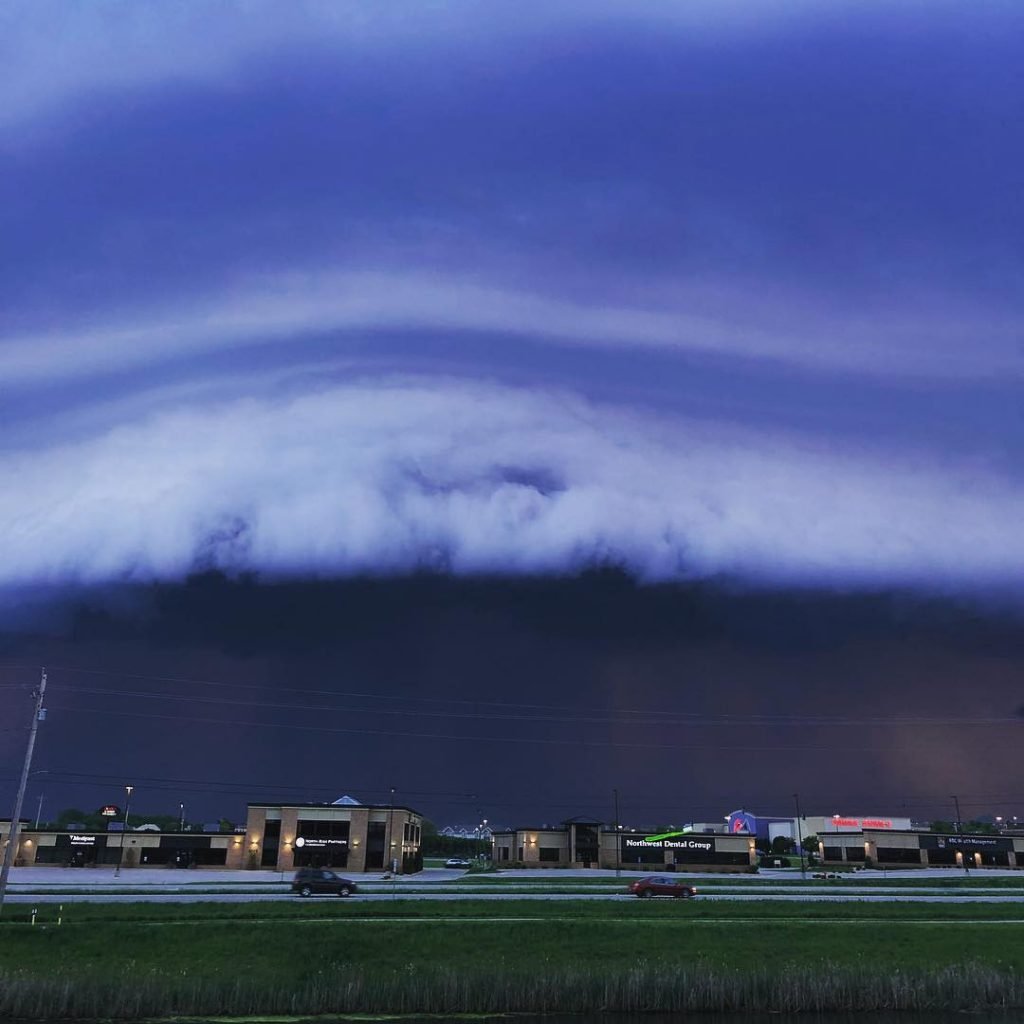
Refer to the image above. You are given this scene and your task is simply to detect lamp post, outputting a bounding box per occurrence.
[793,793,806,879]
[179,802,185,832]
[388,786,396,875]
[115,785,134,877]
[613,788,621,878]
[952,795,969,874]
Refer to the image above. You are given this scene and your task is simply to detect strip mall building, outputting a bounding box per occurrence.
[1,796,424,873]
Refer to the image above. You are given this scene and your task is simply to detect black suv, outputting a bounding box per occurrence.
[291,868,358,897]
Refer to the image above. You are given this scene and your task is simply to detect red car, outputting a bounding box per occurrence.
[628,876,698,899]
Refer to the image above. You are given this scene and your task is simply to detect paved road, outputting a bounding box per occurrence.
[5,865,1021,904]
[7,891,1024,904]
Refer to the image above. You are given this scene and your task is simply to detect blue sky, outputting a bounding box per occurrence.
[2,0,1023,593]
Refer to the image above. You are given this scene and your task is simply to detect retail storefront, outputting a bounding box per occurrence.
[820,829,1023,868]
[3,794,424,873]
[2,826,243,868]
[245,800,424,873]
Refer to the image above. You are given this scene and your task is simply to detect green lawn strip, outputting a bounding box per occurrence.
[2,906,1022,980]
[4,902,1023,1017]
[6,896,1024,926]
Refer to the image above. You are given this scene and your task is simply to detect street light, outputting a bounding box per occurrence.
[114,785,134,877]
[613,788,621,878]
[793,793,806,879]
[951,795,969,875]
[388,786,396,875]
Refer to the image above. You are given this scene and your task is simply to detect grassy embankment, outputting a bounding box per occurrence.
[2,899,1024,1017]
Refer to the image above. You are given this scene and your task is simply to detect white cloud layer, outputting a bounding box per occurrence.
[1,377,1020,589]
[0,0,840,131]
[4,270,1019,385]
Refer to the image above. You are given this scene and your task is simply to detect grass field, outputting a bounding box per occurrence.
[2,899,1023,1017]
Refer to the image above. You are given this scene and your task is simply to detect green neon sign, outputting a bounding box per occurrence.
[645,830,687,842]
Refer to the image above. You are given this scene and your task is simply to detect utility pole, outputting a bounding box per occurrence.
[35,793,44,830]
[793,792,806,879]
[613,788,621,878]
[0,668,48,919]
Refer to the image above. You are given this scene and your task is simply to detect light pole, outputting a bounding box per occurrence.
[613,788,621,878]
[793,793,806,879]
[115,785,134,877]
[952,795,969,874]
[388,786,396,875]
[179,802,185,832]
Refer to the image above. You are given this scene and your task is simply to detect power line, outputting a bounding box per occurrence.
[58,684,1023,729]
[18,663,1021,728]
[43,702,999,753]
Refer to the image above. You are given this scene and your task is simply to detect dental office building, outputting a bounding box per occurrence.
[492,817,756,872]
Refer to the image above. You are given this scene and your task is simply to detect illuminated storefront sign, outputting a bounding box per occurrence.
[921,834,1012,852]
[830,817,893,829]
[294,836,348,849]
[69,834,96,845]
[625,836,715,852]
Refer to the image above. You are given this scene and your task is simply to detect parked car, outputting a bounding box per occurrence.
[444,857,471,869]
[291,868,358,897]
[628,876,698,899]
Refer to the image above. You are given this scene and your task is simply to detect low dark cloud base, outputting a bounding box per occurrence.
[2,572,1021,828]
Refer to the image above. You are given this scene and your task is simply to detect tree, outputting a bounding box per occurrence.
[801,834,820,865]
[967,820,997,835]
[770,835,795,854]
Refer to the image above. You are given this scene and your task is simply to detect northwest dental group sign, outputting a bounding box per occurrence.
[624,836,716,853]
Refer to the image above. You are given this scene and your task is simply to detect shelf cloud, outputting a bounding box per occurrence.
[2,377,1020,590]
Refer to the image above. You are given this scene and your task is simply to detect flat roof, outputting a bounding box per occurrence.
[247,801,422,814]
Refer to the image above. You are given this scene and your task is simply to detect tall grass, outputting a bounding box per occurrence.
[1,963,1021,1018]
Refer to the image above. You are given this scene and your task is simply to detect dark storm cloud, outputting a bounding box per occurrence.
[3,575,1023,824]
[1,1,1022,592]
